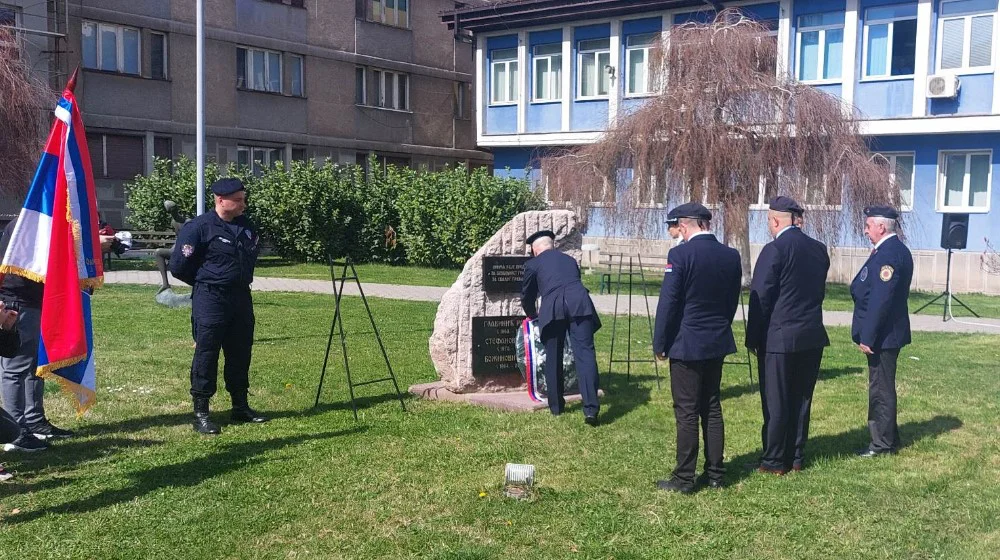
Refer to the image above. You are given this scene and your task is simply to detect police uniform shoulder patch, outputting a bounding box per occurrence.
[879,265,894,282]
[181,244,194,257]
[664,263,673,273]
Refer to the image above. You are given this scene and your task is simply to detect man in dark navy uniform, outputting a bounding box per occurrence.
[520,230,601,425]
[170,178,267,435]
[653,203,742,493]
[746,196,830,474]
[851,206,912,457]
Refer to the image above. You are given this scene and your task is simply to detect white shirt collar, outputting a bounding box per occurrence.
[775,225,797,239]
[687,230,713,241]
[874,233,897,250]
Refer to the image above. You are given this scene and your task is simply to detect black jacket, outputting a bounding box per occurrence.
[653,233,742,361]
[169,212,260,287]
[746,227,831,354]
[520,249,600,333]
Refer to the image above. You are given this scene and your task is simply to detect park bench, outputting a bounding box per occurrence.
[594,252,668,295]
[102,230,176,271]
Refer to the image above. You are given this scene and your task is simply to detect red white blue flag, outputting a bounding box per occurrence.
[0,71,102,414]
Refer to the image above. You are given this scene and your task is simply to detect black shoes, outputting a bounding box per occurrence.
[28,420,74,440]
[584,415,598,427]
[656,478,696,494]
[231,406,268,424]
[193,397,221,435]
[3,433,49,452]
[696,474,725,489]
[857,448,896,458]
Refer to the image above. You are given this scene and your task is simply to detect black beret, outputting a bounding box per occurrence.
[668,202,712,221]
[769,196,804,215]
[211,178,245,196]
[525,230,556,245]
[864,205,899,220]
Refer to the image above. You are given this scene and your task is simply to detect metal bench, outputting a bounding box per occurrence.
[102,230,176,271]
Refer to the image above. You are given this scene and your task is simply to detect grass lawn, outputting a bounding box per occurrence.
[1,285,998,558]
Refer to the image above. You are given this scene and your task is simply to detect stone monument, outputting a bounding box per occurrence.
[428,210,582,394]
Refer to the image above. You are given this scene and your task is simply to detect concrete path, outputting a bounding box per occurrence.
[105,270,1000,334]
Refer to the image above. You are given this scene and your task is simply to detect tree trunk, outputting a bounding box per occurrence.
[722,197,753,288]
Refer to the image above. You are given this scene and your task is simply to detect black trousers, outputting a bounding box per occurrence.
[758,349,823,470]
[669,358,725,484]
[541,317,600,417]
[190,284,255,399]
[867,348,900,452]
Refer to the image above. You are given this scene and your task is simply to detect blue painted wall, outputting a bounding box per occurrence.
[855,80,915,118]
[485,35,519,136]
[930,74,995,115]
[570,24,611,132]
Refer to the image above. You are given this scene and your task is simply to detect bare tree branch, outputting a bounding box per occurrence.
[0,29,55,196]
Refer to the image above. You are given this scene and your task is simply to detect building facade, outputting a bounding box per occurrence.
[7,0,486,228]
[445,0,1000,294]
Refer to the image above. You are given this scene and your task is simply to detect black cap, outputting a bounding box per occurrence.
[864,205,899,220]
[525,230,556,245]
[769,196,804,215]
[668,202,712,221]
[665,206,682,225]
[211,178,245,196]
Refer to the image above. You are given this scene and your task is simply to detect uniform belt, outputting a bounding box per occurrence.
[196,282,250,292]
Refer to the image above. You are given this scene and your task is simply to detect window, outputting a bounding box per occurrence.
[82,21,141,75]
[490,48,518,105]
[357,68,408,110]
[150,32,167,79]
[938,150,991,212]
[874,153,915,209]
[0,4,19,27]
[578,38,611,98]
[453,81,468,118]
[626,33,657,96]
[532,44,562,102]
[238,145,283,176]
[863,5,917,78]
[796,12,844,81]
[86,134,144,179]
[237,46,282,93]
[370,0,408,28]
[289,54,304,96]
[937,0,996,72]
[355,67,366,104]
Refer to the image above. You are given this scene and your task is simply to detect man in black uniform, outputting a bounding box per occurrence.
[520,230,601,425]
[653,203,742,493]
[170,178,267,435]
[746,196,830,474]
[851,206,912,457]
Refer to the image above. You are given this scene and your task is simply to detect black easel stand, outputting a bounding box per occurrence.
[314,256,406,420]
[725,289,754,386]
[913,247,979,321]
[606,254,661,389]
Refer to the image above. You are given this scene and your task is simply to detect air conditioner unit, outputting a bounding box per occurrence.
[927,75,960,99]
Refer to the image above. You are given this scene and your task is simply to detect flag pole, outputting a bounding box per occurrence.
[196,0,205,216]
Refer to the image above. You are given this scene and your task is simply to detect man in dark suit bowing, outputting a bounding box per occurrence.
[746,196,830,475]
[520,230,602,426]
[653,203,742,493]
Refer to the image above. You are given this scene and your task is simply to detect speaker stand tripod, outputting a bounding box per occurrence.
[605,253,661,389]
[913,247,979,322]
[314,257,407,420]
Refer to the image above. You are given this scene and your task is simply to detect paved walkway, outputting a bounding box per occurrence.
[106,270,1000,334]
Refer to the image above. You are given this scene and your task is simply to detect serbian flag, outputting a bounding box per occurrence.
[0,70,102,414]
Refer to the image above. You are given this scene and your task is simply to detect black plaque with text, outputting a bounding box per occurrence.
[482,256,531,293]
[471,315,524,377]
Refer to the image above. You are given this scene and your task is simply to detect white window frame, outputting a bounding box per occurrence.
[577,38,611,99]
[82,20,141,75]
[355,66,366,105]
[861,11,918,80]
[874,152,916,211]
[370,0,409,29]
[935,1,996,74]
[375,69,409,111]
[237,145,282,175]
[0,4,21,28]
[625,33,657,97]
[288,53,304,97]
[532,43,562,103]
[490,48,518,105]
[795,15,845,84]
[937,149,992,213]
[150,31,168,80]
[238,46,283,93]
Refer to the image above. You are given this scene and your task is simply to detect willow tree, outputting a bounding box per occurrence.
[0,28,52,195]
[543,11,897,284]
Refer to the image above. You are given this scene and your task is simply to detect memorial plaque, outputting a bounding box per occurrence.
[483,256,531,293]
[471,315,524,376]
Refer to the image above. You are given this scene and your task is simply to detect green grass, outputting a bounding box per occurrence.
[1,285,998,558]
